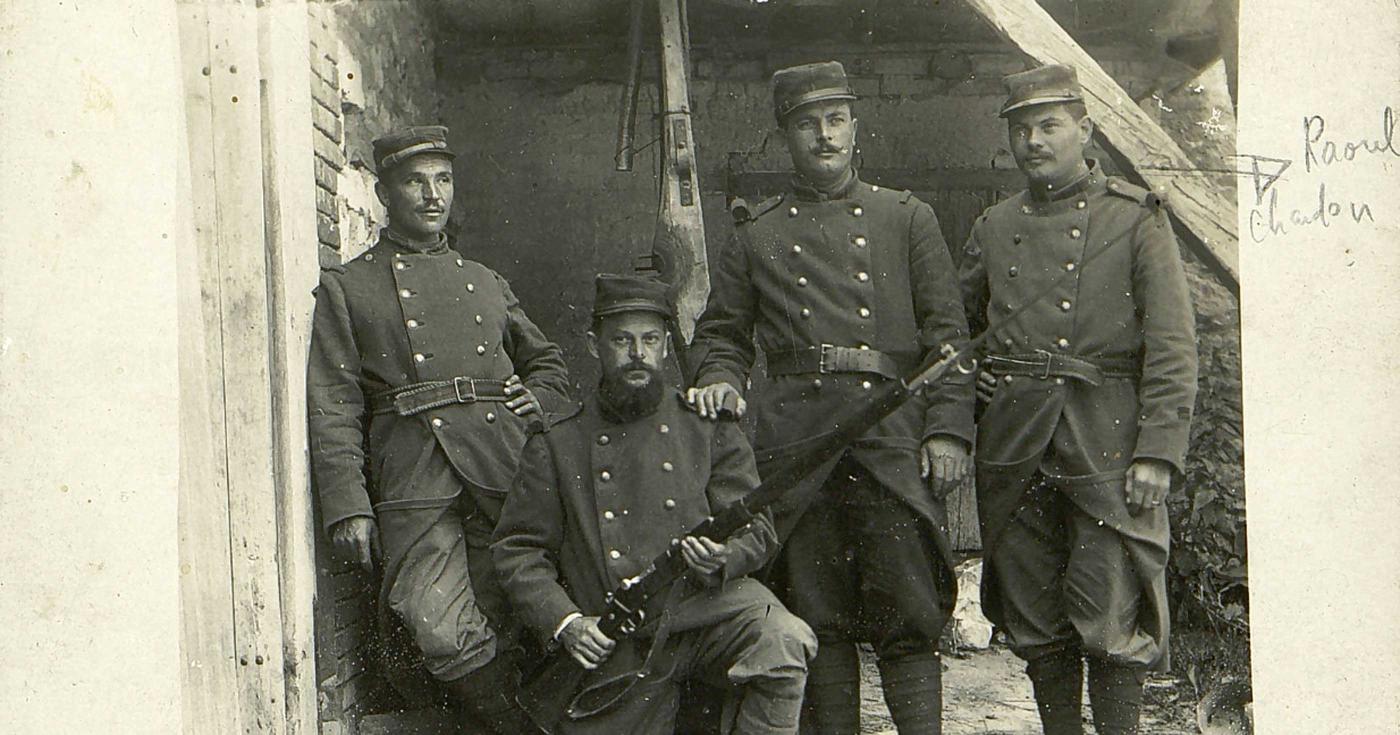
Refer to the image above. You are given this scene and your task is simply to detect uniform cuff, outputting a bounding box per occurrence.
[553,611,584,641]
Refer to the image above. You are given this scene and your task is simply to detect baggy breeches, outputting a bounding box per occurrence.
[561,580,817,735]
[984,477,1164,668]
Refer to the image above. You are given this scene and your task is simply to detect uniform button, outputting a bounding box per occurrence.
[456,258,465,266]
[1057,338,1070,349]
[1054,377,1066,385]
[662,461,674,472]
[1070,227,1082,238]
[791,244,802,254]
[1021,205,1032,214]
[600,471,612,482]
[858,307,871,318]
[854,235,868,247]
[659,423,670,434]
[609,549,621,559]
[1003,337,1015,348]
[475,315,484,324]
[1008,266,1019,277]
[485,411,496,423]
[431,417,444,428]
[406,319,419,328]
[364,253,374,262]
[466,283,476,292]
[597,434,610,446]
[399,289,412,298]
[1065,262,1076,272]
[1076,200,1086,209]
[801,308,812,318]
[856,272,869,282]
[664,499,676,509]
[797,276,808,287]
[788,206,799,217]
[811,378,823,390]
[413,353,426,363]
[871,184,880,192]
[1060,300,1072,311]
[1003,375,1014,384]
[852,206,864,217]
[858,344,870,350]
[604,510,616,520]
[1013,234,1023,244]
[394,261,406,270]
[861,380,872,390]
[476,345,487,355]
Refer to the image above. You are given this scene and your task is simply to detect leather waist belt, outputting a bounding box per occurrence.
[766,344,902,380]
[370,377,510,417]
[984,352,1138,386]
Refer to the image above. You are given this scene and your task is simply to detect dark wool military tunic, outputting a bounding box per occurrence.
[307,231,569,679]
[959,164,1198,668]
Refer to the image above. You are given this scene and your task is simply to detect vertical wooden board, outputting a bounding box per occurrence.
[958,0,1239,292]
[658,0,710,339]
[257,2,321,732]
[176,4,243,733]
[202,1,291,731]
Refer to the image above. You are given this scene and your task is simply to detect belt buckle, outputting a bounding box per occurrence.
[818,343,837,374]
[1034,349,1053,380]
[453,376,477,403]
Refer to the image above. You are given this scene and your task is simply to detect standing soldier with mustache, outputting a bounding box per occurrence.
[307,125,569,733]
[959,65,1197,734]
[687,61,975,734]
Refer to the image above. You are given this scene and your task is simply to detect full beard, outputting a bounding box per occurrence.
[598,362,665,422]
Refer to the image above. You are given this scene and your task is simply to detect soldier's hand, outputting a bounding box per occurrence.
[921,436,972,498]
[331,516,381,573]
[685,382,746,420]
[504,374,541,417]
[1125,459,1173,516]
[976,370,999,403]
[560,616,615,670]
[679,535,729,577]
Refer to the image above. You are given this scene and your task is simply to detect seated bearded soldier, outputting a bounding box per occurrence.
[492,274,817,734]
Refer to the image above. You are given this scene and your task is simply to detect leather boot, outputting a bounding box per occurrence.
[443,651,540,735]
[1026,649,1085,735]
[799,640,860,734]
[877,652,943,735]
[1086,658,1145,735]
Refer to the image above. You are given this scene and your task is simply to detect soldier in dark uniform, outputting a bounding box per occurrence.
[958,66,1198,735]
[307,125,569,733]
[493,274,817,734]
[687,61,976,734]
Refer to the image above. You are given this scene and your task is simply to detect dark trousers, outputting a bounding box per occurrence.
[773,455,948,659]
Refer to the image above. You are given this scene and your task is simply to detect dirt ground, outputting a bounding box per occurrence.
[854,645,1198,734]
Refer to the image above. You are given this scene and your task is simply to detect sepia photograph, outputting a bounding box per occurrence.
[0,1,1395,734]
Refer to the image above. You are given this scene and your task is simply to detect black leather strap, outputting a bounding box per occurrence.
[984,352,1138,386]
[369,377,511,417]
[766,344,902,379]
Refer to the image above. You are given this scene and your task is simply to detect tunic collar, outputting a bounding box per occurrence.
[790,168,860,202]
[382,227,449,255]
[1027,159,1104,203]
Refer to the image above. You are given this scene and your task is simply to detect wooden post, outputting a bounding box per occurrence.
[257,1,321,733]
[178,1,290,732]
[657,0,710,339]
[959,0,1241,293]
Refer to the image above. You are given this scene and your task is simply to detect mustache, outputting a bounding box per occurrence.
[812,143,849,155]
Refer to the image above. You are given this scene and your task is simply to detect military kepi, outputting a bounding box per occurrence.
[372,125,456,174]
[592,274,673,320]
[999,64,1083,118]
[771,61,857,124]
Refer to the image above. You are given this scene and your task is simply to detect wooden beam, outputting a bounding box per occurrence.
[657,0,709,340]
[959,0,1240,293]
[257,2,320,733]
[179,1,291,732]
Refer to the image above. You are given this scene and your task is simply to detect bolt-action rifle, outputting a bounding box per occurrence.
[516,224,1128,731]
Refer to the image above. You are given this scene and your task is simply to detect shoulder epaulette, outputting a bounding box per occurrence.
[733,194,784,224]
[320,262,347,275]
[1105,177,1166,209]
[898,189,917,204]
[541,401,585,432]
